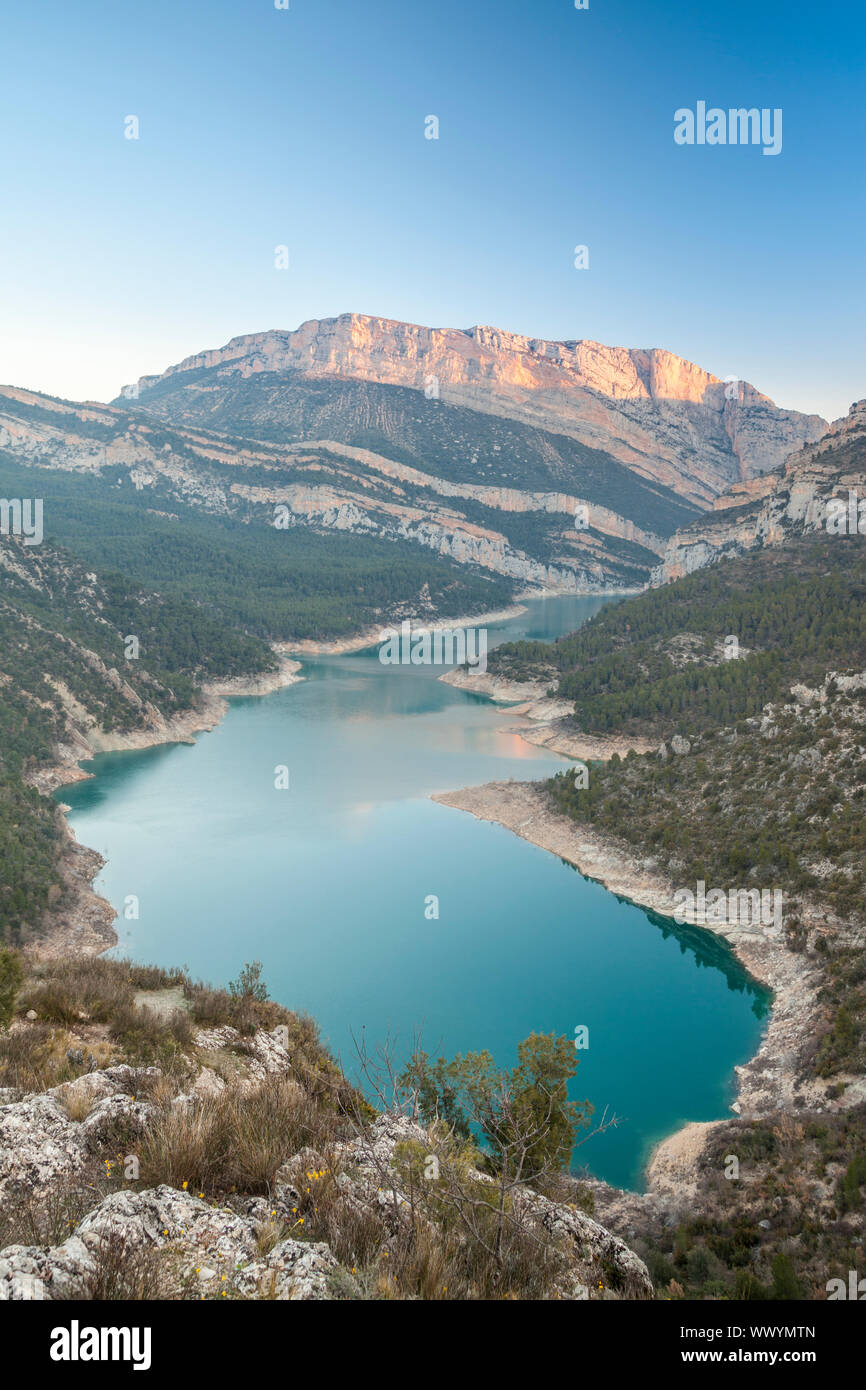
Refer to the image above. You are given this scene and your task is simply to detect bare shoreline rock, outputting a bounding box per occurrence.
[438,667,655,760]
[287,605,530,656]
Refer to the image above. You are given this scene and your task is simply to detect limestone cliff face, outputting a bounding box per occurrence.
[296,439,664,551]
[132,314,827,505]
[1,314,830,597]
[0,387,658,591]
[652,401,866,584]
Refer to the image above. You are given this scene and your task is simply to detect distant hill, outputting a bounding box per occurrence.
[0,381,678,594]
[0,389,516,637]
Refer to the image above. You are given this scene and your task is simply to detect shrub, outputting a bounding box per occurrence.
[228,960,268,1003]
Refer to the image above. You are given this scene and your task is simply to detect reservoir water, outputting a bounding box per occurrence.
[60,596,771,1190]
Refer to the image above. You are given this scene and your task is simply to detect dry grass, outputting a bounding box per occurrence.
[106,999,194,1064]
[254,1218,290,1257]
[0,1024,103,1093]
[58,1086,98,1122]
[138,1074,347,1195]
[79,1230,183,1301]
[5,956,198,1082]
[0,1178,97,1250]
[20,956,136,1025]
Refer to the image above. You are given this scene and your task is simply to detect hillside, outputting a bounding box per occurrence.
[0,382,680,596]
[487,537,866,736]
[0,421,515,641]
[0,533,288,949]
[653,399,866,583]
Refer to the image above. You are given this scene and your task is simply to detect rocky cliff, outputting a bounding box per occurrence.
[652,400,866,584]
[0,385,670,591]
[129,313,827,506]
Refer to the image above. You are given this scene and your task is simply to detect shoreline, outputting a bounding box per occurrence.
[430,778,836,1197]
[33,596,537,957]
[285,584,639,658]
[438,668,657,759]
[32,591,579,954]
[32,654,305,958]
[285,604,529,657]
[508,722,658,761]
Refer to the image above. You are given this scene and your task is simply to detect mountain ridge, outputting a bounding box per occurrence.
[125,313,827,507]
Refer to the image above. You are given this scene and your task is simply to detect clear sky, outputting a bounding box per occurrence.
[1,0,863,420]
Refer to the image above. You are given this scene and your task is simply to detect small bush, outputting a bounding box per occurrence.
[80,1232,182,1301]
[0,1179,96,1249]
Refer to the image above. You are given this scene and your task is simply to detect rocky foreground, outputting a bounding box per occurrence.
[0,973,652,1302]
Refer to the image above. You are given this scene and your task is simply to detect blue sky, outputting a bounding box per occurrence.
[0,0,862,420]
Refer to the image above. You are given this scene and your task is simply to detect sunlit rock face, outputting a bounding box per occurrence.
[131,314,827,507]
[0,318,830,596]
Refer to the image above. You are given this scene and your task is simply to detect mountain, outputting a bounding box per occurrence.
[0,382,678,594]
[0,319,826,599]
[126,314,827,507]
[652,400,866,584]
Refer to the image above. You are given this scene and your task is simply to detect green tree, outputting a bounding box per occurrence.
[228,960,269,1002]
[0,947,24,1028]
[403,1031,591,1181]
[771,1253,801,1300]
[734,1269,769,1300]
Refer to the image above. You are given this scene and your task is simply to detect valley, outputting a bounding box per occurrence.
[1,321,863,1305]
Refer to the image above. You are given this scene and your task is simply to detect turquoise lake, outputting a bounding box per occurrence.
[59,596,771,1191]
